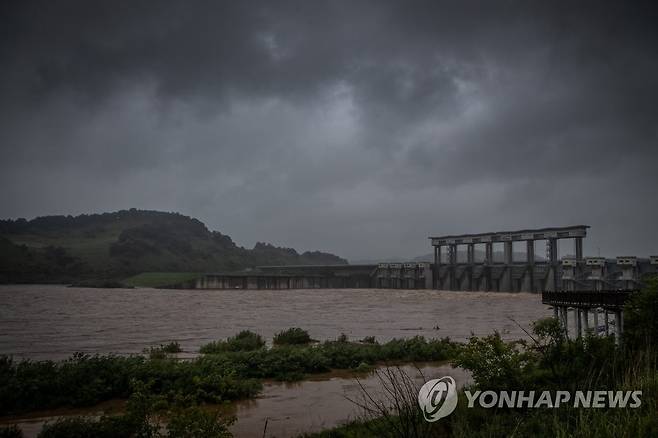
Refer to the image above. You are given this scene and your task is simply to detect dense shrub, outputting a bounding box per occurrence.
[0,331,458,416]
[167,406,234,438]
[273,327,313,345]
[144,341,182,359]
[201,335,456,380]
[200,331,265,354]
[624,276,658,350]
[0,353,261,416]
[36,381,234,438]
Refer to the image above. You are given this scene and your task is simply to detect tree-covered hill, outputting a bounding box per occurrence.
[0,209,347,284]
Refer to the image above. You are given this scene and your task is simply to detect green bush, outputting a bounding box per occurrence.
[37,381,234,438]
[200,331,265,354]
[162,342,182,354]
[144,342,181,359]
[0,331,458,416]
[0,352,261,416]
[624,276,658,349]
[273,327,312,345]
[167,407,234,438]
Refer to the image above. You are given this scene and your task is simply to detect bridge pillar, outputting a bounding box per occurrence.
[549,238,559,291]
[619,310,624,335]
[467,243,475,291]
[604,310,610,336]
[433,245,440,289]
[449,244,457,290]
[583,308,589,334]
[484,242,493,291]
[575,237,583,261]
[576,308,583,338]
[502,241,513,291]
[525,240,535,292]
[593,308,599,336]
[562,307,570,339]
[614,310,623,345]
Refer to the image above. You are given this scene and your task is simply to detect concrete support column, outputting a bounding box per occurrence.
[526,240,535,292]
[504,241,513,264]
[575,237,583,261]
[576,308,583,338]
[575,237,583,286]
[467,243,474,263]
[502,241,513,291]
[583,308,589,334]
[604,310,609,336]
[553,306,559,319]
[449,244,457,290]
[593,309,599,336]
[467,243,474,291]
[560,307,569,339]
[485,242,493,291]
[563,307,570,339]
[614,310,622,345]
[437,246,443,289]
[433,245,440,289]
[620,309,624,338]
[549,238,559,291]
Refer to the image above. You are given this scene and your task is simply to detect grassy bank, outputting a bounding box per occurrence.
[0,330,457,417]
[122,272,203,288]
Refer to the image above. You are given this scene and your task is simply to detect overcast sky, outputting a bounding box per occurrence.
[1,1,657,260]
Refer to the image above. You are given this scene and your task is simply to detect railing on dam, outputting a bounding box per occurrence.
[541,290,637,309]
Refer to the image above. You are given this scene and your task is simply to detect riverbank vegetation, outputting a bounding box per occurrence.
[122,272,204,288]
[273,327,314,345]
[5,381,234,438]
[199,330,266,354]
[0,331,457,418]
[305,277,658,437]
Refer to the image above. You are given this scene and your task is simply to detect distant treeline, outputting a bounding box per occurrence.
[0,209,347,284]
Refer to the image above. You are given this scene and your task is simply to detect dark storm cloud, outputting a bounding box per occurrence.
[1,1,657,259]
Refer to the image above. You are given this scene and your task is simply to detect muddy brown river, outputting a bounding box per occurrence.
[0,285,551,436]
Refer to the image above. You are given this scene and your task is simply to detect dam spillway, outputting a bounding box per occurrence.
[174,225,657,292]
[429,225,656,292]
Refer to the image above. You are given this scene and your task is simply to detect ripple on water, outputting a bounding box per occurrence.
[0,285,550,360]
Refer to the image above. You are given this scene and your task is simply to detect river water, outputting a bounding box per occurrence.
[0,285,549,360]
[0,285,550,436]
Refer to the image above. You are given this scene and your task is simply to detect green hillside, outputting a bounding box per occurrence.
[0,209,347,284]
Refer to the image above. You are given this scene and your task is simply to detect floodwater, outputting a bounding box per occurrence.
[3,363,472,438]
[0,285,550,360]
[0,285,550,437]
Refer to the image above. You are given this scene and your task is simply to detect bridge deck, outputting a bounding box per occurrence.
[541,290,637,309]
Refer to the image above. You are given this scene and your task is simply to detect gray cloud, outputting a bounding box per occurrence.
[1,0,657,260]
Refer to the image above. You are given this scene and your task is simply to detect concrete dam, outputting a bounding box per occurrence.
[176,225,657,292]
